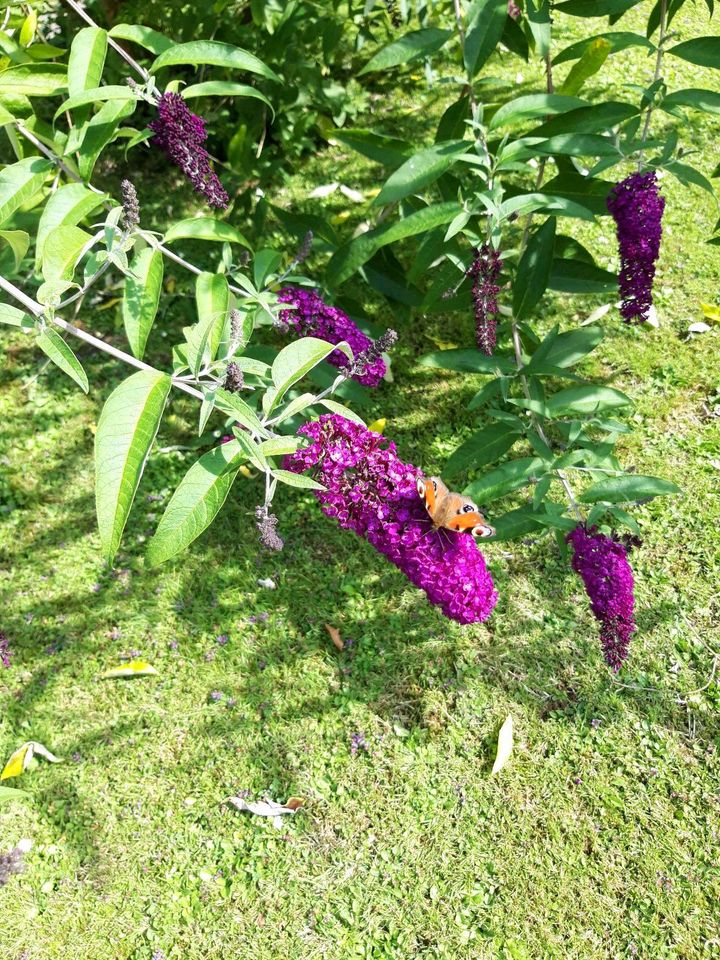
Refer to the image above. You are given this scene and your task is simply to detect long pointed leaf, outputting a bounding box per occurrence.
[122,247,163,359]
[36,327,89,393]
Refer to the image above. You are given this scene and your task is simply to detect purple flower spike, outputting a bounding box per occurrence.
[0,631,11,669]
[567,525,637,671]
[149,92,228,209]
[468,245,502,355]
[277,287,387,387]
[607,171,665,323]
[284,415,498,624]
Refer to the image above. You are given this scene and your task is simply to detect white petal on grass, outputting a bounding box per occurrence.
[227,795,303,830]
[491,714,514,775]
[308,182,338,198]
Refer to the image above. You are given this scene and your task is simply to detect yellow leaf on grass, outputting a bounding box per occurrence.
[700,303,720,324]
[324,624,344,651]
[491,715,513,775]
[367,418,387,435]
[101,660,158,679]
[1,741,62,780]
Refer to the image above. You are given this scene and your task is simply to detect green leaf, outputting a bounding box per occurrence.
[214,389,270,438]
[555,0,642,14]
[271,469,326,491]
[662,88,720,116]
[164,218,251,247]
[181,81,274,115]
[374,141,467,206]
[76,98,136,179]
[559,38,612,96]
[464,0,507,76]
[271,338,350,411]
[332,128,412,167]
[665,161,716,197]
[445,423,520,479]
[95,370,171,564]
[488,504,544,541]
[36,327,89,393]
[0,63,67,96]
[316,398,366,425]
[465,457,545,504]
[580,474,680,503]
[548,258,618,293]
[0,157,52,226]
[0,229,29,270]
[108,23,173,55]
[195,271,230,360]
[122,247,163,359]
[259,436,307,458]
[529,101,637,137]
[0,784,30,803]
[146,440,243,566]
[41,225,91,282]
[420,350,514,375]
[525,0,552,57]
[35,183,105,272]
[540,173,612,216]
[498,192,596,221]
[151,41,280,83]
[326,201,458,287]
[232,429,269,472]
[0,303,34,329]
[525,326,603,370]
[554,31,653,64]
[359,27,452,74]
[546,385,631,417]
[489,94,587,131]
[668,37,720,68]
[67,27,107,104]
[513,217,556,321]
[532,134,619,158]
[54,85,138,120]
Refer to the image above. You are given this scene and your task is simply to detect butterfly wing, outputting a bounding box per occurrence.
[441,493,495,538]
[417,476,448,522]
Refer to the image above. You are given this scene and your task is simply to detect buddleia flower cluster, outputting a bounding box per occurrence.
[468,244,502,355]
[277,287,388,387]
[149,92,228,209]
[566,525,637,671]
[0,630,10,668]
[284,415,498,624]
[607,171,665,323]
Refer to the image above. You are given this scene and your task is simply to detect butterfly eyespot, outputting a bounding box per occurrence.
[460,504,476,514]
[432,480,438,492]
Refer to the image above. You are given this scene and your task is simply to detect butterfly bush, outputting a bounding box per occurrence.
[607,171,665,323]
[284,414,498,624]
[567,525,637,671]
[277,287,387,387]
[0,631,10,669]
[468,244,502,355]
[149,92,229,209]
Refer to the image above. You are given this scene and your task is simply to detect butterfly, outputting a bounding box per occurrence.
[417,476,495,539]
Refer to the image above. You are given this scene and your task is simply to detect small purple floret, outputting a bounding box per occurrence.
[468,245,502,355]
[606,171,665,323]
[284,415,498,624]
[149,92,228,209]
[277,287,387,387]
[567,525,637,671]
[0,631,11,669]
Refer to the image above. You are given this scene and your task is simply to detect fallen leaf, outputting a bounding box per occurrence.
[257,578,276,590]
[339,184,365,203]
[239,465,254,479]
[688,321,711,334]
[325,624,344,651]
[700,302,720,324]
[100,660,158,679]
[227,795,304,829]
[308,182,338,198]
[644,305,660,328]
[1,741,62,780]
[367,418,387,435]
[491,714,513,775]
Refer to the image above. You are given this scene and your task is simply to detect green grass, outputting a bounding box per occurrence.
[2,3,720,958]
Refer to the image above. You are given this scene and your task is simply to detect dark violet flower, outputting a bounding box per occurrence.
[210,690,223,702]
[0,631,11,669]
[606,171,665,323]
[255,506,284,552]
[216,634,229,646]
[567,525,637,671]
[120,179,140,229]
[277,287,388,387]
[468,245,502,355]
[0,846,25,887]
[284,415,498,624]
[223,362,244,394]
[149,92,228,210]
[350,731,369,755]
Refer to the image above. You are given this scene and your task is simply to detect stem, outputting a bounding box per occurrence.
[638,0,668,161]
[63,0,150,81]
[510,325,583,521]
[452,0,478,117]
[0,274,204,401]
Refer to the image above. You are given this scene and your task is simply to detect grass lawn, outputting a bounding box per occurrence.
[2,3,720,958]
